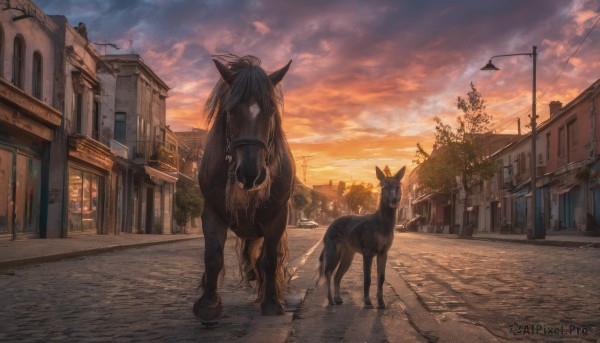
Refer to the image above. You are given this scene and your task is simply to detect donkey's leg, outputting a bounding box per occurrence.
[333,250,354,304]
[323,240,341,305]
[260,211,288,315]
[376,252,388,309]
[362,253,374,308]
[193,206,228,323]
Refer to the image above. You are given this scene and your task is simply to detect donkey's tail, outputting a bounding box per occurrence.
[315,247,326,287]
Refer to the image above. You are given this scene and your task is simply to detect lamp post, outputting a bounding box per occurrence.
[481,45,544,239]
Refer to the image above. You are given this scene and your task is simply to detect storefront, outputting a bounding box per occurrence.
[67,134,114,235]
[0,79,62,240]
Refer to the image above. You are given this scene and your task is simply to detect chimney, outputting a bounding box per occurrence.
[549,101,562,116]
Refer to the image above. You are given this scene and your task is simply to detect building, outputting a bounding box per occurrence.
[464,79,600,235]
[1,1,183,240]
[48,15,117,237]
[101,54,177,235]
[0,2,62,239]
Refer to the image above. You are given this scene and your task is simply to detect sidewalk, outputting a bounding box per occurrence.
[418,231,600,248]
[0,233,203,271]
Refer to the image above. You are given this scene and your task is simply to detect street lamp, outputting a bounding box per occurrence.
[481,45,544,239]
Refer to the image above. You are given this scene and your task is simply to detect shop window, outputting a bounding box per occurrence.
[32,51,43,100]
[15,155,41,234]
[0,148,12,235]
[68,167,101,233]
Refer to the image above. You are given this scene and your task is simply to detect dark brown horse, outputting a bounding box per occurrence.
[318,166,405,308]
[193,55,294,324]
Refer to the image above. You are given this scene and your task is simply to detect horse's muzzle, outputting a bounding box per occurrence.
[236,166,268,191]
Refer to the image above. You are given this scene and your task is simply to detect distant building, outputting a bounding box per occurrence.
[101,54,176,235]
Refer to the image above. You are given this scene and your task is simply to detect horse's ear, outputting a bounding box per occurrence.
[213,59,234,84]
[268,60,292,85]
[394,166,406,181]
[375,166,385,181]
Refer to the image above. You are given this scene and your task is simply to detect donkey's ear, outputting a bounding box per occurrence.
[268,60,292,85]
[213,59,233,84]
[394,166,406,181]
[376,166,386,181]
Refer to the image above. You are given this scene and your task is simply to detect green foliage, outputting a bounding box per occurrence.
[415,82,498,195]
[174,185,204,227]
[345,182,374,214]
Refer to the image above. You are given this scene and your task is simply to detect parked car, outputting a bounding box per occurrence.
[394,224,407,232]
[406,215,425,232]
[297,219,319,228]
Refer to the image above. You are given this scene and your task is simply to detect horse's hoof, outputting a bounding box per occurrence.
[364,301,374,309]
[334,298,343,304]
[201,319,219,327]
[193,298,223,323]
[261,301,285,315]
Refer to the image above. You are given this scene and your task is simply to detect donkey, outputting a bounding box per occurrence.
[318,166,406,308]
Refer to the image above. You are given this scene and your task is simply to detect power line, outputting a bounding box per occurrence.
[489,14,600,133]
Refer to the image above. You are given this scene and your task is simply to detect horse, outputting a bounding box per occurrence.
[318,166,406,308]
[193,55,295,324]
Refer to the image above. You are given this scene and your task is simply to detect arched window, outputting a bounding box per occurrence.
[32,51,43,100]
[0,25,4,78]
[12,35,25,89]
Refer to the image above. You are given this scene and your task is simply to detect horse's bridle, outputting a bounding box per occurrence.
[224,111,273,166]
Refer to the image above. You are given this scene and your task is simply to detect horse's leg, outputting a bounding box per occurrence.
[376,252,388,309]
[333,250,354,304]
[260,211,288,315]
[193,206,228,323]
[362,253,374,308]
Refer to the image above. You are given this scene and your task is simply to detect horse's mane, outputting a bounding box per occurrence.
[203,54,288,171]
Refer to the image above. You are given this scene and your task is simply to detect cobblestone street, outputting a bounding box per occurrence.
[389,233,600,342]
[0,229,320,342]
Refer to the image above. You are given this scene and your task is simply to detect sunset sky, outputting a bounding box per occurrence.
[37,0,600,187]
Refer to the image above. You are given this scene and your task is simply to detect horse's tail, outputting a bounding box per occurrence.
[236,237,263,287]
[237,232,290,304]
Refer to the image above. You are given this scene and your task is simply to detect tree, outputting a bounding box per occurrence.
[345,182,375,214]
[174,185,204,228]
[415,82,498,237]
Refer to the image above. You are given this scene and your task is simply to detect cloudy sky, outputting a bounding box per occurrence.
[36,0,600,186]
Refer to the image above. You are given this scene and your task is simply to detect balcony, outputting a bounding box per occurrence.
[110,139,129,159]
[147,142,178,173]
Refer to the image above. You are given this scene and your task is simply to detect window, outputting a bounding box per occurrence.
[567,119,577,148]
[92,100,100,140]
[558,126,565,158]
[546,132,551,161]
[32,51,43,100]
[114,112,126,144]
[72,91,83,133]
[0,25,4,77]
[12,36,25,89]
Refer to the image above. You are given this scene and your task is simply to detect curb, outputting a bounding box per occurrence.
[469,236,600,248]
[410,232,600,249]
[0,237,201,272]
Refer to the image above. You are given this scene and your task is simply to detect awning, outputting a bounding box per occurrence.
[552,184,579,195]
[145,165,177,184]
[412,193,434,205]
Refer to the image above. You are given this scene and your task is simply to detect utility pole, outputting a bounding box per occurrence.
[298,156,311,184]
